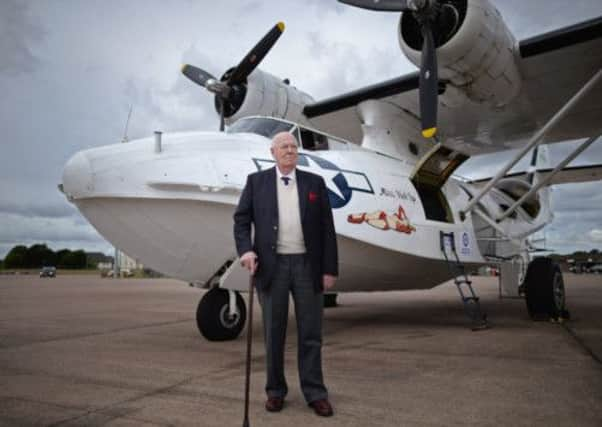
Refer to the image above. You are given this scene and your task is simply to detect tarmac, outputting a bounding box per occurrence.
[0,273,601,427]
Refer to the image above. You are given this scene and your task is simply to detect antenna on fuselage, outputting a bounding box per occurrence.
[121,105,133,143]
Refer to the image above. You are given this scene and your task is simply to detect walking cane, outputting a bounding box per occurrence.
[242,274,255,427]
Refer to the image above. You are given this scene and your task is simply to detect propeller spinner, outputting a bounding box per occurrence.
[182,22,285,131]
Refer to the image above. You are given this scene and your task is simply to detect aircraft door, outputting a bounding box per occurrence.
[410,144,469,223]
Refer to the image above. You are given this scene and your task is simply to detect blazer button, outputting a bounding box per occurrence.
[273,225,278,230]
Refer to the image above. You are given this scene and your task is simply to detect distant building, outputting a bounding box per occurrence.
[118,250,143,271]
[86,252,113,268]
[97,249,144,277]
[97,262,113,270]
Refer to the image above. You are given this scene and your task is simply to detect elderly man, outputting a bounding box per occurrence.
[233,131,338,417]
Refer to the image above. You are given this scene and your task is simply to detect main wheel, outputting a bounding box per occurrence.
[196,288,246,341]
[523,258,567,320]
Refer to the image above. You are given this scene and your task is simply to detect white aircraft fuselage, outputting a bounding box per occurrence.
[59,1,601,336]
[61,118,549,292]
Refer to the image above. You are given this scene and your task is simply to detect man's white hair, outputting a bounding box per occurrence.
[271,131,297,147]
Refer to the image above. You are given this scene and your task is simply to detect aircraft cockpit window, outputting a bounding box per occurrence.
[299,129,329,151]
[227,118,293,139]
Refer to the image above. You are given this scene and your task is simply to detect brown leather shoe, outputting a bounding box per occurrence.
[265,396,284,412]
[308,398,333,417]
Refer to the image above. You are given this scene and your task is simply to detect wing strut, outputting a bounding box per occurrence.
[496,134,599,222]
[458,69,602,221]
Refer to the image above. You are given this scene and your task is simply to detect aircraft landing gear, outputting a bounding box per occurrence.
[523,258,569,321]
[196,287,246,341]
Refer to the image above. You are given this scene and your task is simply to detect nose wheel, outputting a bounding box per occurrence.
[196,287,246,341]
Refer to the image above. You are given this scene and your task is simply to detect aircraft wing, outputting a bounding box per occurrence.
[303,16,602,156]
[467,162,602,186]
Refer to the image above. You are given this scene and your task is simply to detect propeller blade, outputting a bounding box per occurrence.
[219,99,225,132]
[419,21,438,138]
[227,22,285,85]
[338,0,415,12]
[181,64,216,88]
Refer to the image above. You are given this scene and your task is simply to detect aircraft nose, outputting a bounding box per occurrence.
[62,151,93,200]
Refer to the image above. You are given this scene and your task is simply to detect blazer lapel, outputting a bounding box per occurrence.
[296,169,308,221]
[267,167,278,223]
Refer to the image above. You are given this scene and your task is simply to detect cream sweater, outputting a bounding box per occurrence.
[276,168,306,254]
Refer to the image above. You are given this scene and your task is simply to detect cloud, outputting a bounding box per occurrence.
[1,0,601,261]
[0,213,102,243]
[0,199,76,219]
[589,229,602,242]
[0,211,112,259]
[0,0,45,75]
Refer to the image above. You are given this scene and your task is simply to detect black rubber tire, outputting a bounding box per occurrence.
[196,288,246,341]
[324,293,338,308]
[523,257,566,320]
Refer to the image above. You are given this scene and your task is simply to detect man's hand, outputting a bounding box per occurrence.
[240,251,258,275]
[322,274,337,291]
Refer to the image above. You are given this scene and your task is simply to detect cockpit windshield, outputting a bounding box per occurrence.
[227,117,294,138]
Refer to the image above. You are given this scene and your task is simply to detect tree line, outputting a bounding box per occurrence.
[549,249,601,263]
[1,244,89,269]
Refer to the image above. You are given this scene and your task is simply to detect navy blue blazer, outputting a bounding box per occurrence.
[233,167,338,292]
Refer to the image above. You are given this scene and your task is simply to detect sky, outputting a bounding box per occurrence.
[1,0,601,258]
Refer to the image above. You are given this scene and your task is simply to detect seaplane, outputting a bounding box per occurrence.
[60,0,602,340]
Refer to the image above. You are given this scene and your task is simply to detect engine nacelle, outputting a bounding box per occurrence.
[398,0,521,108]
[222,69,314,126]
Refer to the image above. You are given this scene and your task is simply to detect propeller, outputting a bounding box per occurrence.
[419,18,437,138]
[338,0,425,11]
[181,22,285,131]
[339,0,451,138]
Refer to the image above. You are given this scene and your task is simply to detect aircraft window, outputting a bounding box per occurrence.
[300,129,329,151]
[227,117,293,138]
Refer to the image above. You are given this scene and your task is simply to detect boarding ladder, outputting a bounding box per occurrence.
[440,231,489,330]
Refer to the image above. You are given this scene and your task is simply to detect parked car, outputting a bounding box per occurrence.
[590,264,602,274]
[40,266,57,278]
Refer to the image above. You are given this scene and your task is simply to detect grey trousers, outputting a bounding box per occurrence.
[257,254,327,404]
